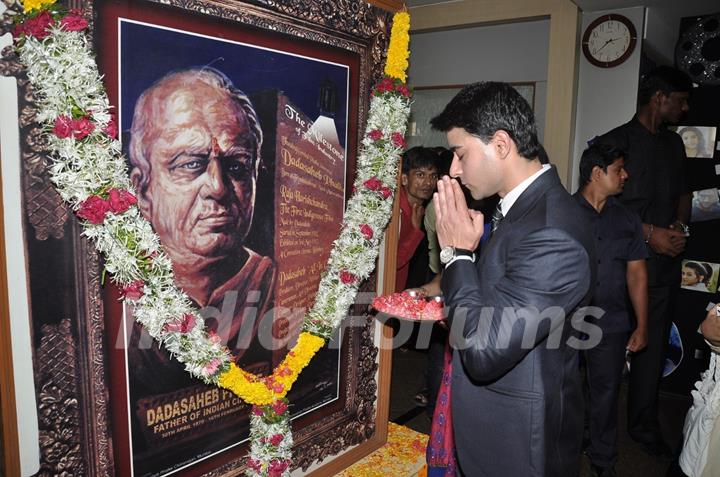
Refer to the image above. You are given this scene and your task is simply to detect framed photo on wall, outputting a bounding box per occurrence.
[0,0,394,475]
[407,82,536,149]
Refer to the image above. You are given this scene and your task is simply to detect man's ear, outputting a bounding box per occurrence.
[491,130,512,159]
[590,165,603,182]
[130,168,152,219]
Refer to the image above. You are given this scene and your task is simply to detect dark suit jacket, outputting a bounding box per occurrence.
[442,167,596,477]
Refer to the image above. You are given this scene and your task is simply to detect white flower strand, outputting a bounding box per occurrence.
[15,17,410,382]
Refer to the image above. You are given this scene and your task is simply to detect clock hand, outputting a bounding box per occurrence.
[595,37,619,53]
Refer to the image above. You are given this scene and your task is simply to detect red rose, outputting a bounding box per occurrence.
[72,117,95,140]
[374,77,394,94]
[271,382,284,393]
[22,11,55,40]
[380,187,392,199]
[122,280,145,301]
[368,129,383,141]
[269,434,284,446]
[247,458,262,472]
[12,22,27,38]
[396,84,410,97]
[60,12,89,32]
[363,177,382,191]
[107,188,137,214]
[271,400,288,415]
[77,195,109,224]
[102,116,118,139]
[53,115,74,139]
[359,224,374,240]
[268,459,290,476]
[340,270,357,285]
[391,132,406,149]
[252,406,264,417]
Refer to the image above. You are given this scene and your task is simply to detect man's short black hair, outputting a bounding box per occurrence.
[402,146,441,174]
[637,66,692,106]
[430,82,540,159]
[579,144,626,188]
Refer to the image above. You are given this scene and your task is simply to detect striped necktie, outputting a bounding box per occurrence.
[491,203,504,235]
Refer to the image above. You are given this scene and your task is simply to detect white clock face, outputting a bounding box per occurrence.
[586,19,632,64]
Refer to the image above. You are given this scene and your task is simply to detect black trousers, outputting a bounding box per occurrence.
[627,285,675,443]
[584,331,628,468]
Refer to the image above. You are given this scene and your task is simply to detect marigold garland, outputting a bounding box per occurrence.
[9,3,411,475]
[218,332,326,405]
[384,11,410,82]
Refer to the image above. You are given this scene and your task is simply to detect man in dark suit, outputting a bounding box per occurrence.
[430,82,596,476]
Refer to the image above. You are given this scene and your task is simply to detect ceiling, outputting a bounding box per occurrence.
[406,0,716,13]
[405,0,719,63]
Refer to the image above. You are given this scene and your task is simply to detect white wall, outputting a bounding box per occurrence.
[570,7,645,192]
[0,23,41,476]
[408,18,550,144]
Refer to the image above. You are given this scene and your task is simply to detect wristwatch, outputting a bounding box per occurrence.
[439,246,475,265]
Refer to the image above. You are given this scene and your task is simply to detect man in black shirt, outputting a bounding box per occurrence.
[596,66,692,458]
[575,144,649,477]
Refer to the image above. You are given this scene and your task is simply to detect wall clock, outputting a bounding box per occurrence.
[675,13,720,86]
[582,14,637,68]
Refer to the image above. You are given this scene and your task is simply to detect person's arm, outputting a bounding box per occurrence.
[396,205,425,269]
[700,306,720,353]
[407,273,441,297]
[676,193,692,227]
[442,227,591,381]
[643,223,687,257]
[625,259,648,352]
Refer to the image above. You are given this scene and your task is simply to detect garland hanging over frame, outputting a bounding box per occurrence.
[9,2,410,475]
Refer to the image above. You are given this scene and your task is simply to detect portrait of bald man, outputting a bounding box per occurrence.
[126,67,281,395]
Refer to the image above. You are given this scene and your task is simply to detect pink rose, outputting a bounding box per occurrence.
[107,188,137,214]
[340,270,357,285]
[380,187,392,199]
[122,280,145,301]
[363,177,382,191]
[164,313,196,334]
[359,224,374,240]
[271,382,284,393]
[391,132,406,149]
[72,117,95,140]
[269,433,284,446]
[60,11,89,32]
[202,358,221,376]
[271,400,288,415]
[102,116,118,139]
[368,129,383,141]
[208,330,221,344]
[53,115,74,139]
[252,406,264,417]
[77,195,109,224]
[22,11,55,40]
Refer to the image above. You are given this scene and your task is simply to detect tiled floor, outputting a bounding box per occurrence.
[389,345,693,477]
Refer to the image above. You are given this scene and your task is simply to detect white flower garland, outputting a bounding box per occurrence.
[12,7,411,475]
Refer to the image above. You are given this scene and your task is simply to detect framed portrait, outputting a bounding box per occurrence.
[670,125,717,159]
[0,0,395,475]
[406,82,536,149]
[690,187,720,223]
[681,259,720,294]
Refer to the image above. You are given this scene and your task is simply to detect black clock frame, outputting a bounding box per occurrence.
[582,13,638,68]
